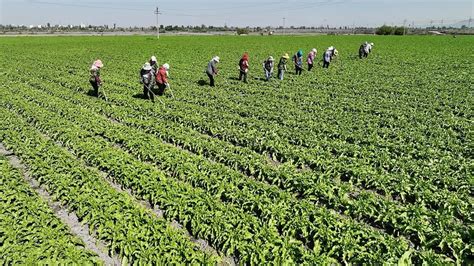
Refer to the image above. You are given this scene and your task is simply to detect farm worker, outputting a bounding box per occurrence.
[206,56,219,87]
[293,49,304,75]
[156,63,170,96]
[89,59,103,97]
[359,42,373,58]
[149,56,158,71]
[359,43,366,59]
[262,56,274,81]
[366,42,374,55]
[238,53,250,83]
[277,53,289,80]
[307,48,317,71]
[140,62,155,102]
[322,46,337,68]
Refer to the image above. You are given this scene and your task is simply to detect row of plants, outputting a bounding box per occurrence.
[3,79,428,264]
[88,53,470,200]
[0,85,333,264]
[8,67,471,262]
[51,68,472,221]
[0,107,218,264]
[0,156,100,264]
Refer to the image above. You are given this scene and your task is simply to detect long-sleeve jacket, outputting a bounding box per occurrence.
[206,60,218,76]
[155,66,168,85]
[263,60,274,72]
[365,43,372,53]
[293,54,303,67]
[239,59,249,72]
[307,51,316,64]
[278,57,288,70]
[324,50,333,63]
[90,66,101,84]
[150,60,158,72]
[140,68,154,85]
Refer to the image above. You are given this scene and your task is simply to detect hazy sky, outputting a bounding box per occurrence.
[1,0,472,27]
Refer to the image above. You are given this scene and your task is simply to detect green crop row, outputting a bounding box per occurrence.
[0,156,100,264]
[0,85,333,264]
[11,68,471,262]
[0,108,218,264]
[60,58,471,205]
[38,67,472,226]
[2,79,427,264]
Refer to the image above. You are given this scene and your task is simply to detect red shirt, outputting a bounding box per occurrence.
[155,67,168,84]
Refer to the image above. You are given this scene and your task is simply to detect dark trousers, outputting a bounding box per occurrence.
[277,69,285,80]
[239,71,248,82]
[323,61,330,68]
[90,80,99,96]
[308,63,314,71]
[207,73,215,87]
[143,83,154,101]
[157,83,166,96]
[295,66,303,75]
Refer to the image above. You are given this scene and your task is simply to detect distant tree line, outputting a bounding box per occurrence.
[1,23,472,35]
[376,25,406,35]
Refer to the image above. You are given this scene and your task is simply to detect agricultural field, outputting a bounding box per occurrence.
[0,35,472,264]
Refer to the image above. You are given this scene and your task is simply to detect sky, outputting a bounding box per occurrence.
[0,0,472,28]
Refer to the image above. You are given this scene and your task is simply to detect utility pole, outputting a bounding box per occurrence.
[282,17,286,35]
[154,6,161,39]
[403,19,407,35]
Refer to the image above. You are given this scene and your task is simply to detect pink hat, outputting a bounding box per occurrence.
[93,59,103,68]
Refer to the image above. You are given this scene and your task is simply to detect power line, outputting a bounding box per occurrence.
[29,0,148,11]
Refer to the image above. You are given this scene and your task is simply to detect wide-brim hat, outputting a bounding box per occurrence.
[268,56,274,61]
[93,59,103,68]
[143,62,152,70]
[282,53,290,59]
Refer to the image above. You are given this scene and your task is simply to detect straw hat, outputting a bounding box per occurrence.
[312,48,317,53]
[282,53,289,59]
[93,59,103,68]
[213,56,220,63]
[150,56,157,62]
[143,62,152,71]
[268,56,274,61]
[163,63,170,70]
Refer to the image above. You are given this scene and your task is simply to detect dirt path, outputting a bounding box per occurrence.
[0,143,120,266]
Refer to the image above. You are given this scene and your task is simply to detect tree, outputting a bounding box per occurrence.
[376,25,393,35]
[236,28,249,35]
[394,26,405,35]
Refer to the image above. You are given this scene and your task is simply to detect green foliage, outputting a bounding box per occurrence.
[376,25,406,35]
[236,27,250,35]
[0,156,100,264]
[0,35,472,264]
[376,25,394,35]
[394,26,406,35]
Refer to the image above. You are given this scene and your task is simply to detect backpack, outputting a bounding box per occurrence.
[141,69,152,85]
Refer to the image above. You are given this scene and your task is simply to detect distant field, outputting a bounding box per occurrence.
[0,35,472,264]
